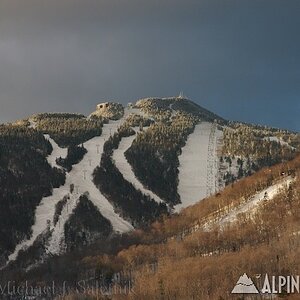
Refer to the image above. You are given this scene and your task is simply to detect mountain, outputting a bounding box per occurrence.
[0,96,299,283]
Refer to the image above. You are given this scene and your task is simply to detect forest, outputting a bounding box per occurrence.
[33,113,105,147]
[222,123,297,162]
[219,123,299,186]
[64,194,113,252]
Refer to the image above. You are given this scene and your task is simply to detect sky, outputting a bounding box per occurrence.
[0,0,299,131]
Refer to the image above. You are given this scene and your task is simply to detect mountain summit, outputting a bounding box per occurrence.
[135,96,225,122]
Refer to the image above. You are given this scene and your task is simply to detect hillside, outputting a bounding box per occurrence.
[0,96,299,290]
[1,154,299,299]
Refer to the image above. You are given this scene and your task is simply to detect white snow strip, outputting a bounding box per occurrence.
[28,119,36,129]
[169,103,177,117]
[8,113,136,262]
[44,134,68,169]
[112,128,164,204]
[205,176,294,230]
[29,119,68,169]
[8,181,74,261]
[46,192,80,255]
[176,122,223,212]
[263,136,295,150]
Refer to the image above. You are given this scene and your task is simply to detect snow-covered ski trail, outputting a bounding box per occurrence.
[44,134,68,169]
[28,118,68,168]
[204,176,294,231]
[263,136,295,150]
[176,122,223,212]
[112,128,164,204]
[46,191,83,255]
[8,116,134,262]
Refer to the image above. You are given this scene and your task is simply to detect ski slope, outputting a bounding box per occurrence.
[44,134,68,169]
[263,136,295,150]
[29,119,68,169]
[112,128,163,204]
[204,176,294,231]
[47,192,79,254]
[8,116,134,261]
[176,122,223,212]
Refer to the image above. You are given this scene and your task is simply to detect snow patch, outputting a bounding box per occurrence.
[264,136,295,150]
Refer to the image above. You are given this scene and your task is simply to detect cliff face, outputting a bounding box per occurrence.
[90,102,124,120]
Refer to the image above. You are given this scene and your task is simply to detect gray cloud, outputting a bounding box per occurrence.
[0,0,299,130]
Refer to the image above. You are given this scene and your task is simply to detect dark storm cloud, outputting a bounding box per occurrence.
[0,0,299,130]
